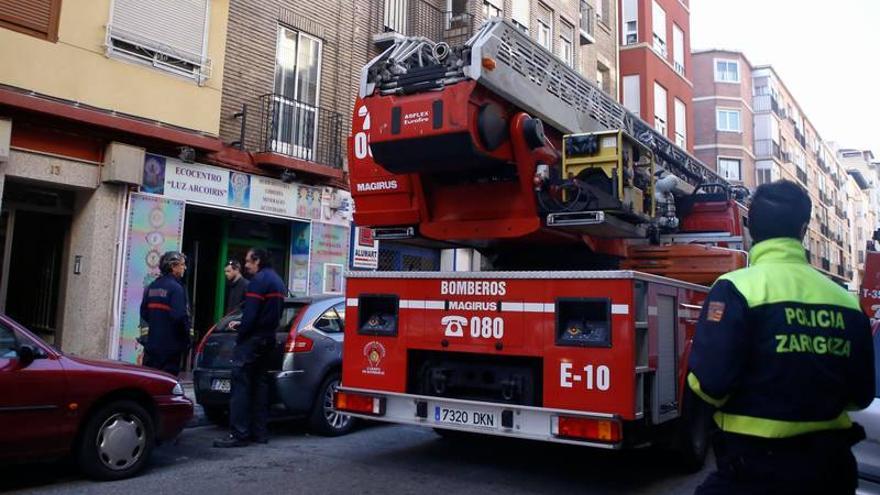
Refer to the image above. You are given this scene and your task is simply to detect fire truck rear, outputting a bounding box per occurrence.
[336,18,749,468]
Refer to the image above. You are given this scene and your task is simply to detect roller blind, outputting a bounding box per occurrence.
[109,0,209,64]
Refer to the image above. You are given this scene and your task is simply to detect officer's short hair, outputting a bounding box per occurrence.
[248,248,272,269]
[748,180,811,243]
[226,260,241,271]
[159,251,186,274]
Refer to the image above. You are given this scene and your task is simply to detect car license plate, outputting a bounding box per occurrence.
[433,405,497,429]
[211,378,231,393]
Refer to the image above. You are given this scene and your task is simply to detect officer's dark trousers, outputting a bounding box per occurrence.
[143,350,182,376]
[695,427,864,495]
[229,337,275,441]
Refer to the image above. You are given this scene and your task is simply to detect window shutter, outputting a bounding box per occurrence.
[511,0,529,29]
[109,0,209,64]
[0,0,60,40]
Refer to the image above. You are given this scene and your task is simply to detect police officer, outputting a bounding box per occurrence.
[140,251,190,376]
[688,180,875,495]
[214,247,285,448]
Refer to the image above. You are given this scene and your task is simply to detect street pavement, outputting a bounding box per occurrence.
[1,420,710,495]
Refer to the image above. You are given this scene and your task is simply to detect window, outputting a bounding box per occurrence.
[623,75,640,117]
[596,0,610,26]
[512,0,530,33]
[559,20,574,66]
[107,0,212,82]
[718,158,742,181]
[622,0,637,44]
[0,323,17,359]
[596,62,611,95]
[537,4,552,50]
[0,0,61,41]
[756,167,773,185]
[651,0,666,57]
[314,307,344,333]
[482,0,501,19]
[672,24,684,75]
[674,98,686,148]
[654,82,667,135]
[384,0,407,32]
[271,26,323,158]
[714,59,740,83]
[716,108,742,132]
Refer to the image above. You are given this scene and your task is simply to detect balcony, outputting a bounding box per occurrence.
[817,155,827,171]
[253,93,343,173]
[837,265,846,277]
[795,129,806,149]
[821,258,831,271]
[579,0,595,44]
[795,167,807,185]
[377,0,474,48]
[755,139,781,160]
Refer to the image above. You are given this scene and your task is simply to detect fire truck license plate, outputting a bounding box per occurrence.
[433,405,498,428]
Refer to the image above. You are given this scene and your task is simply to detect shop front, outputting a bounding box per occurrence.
[113,153,352,365]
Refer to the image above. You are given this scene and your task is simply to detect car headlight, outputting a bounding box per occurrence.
[172,382,185,396]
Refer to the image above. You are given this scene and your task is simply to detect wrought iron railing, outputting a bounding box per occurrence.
[796,167,807,185]
[380,0,474,47]
[821,258,831,271]
[257,93,343,169]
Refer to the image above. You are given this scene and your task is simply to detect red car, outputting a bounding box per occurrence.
[0,315,192,480]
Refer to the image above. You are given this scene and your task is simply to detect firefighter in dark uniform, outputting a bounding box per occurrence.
[214,247,285,447]
[140,251,190,376]
[688,180,875,495]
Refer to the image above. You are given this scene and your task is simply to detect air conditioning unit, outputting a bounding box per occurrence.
[102,142,145,186]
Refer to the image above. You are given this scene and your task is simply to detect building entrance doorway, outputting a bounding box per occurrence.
[0,183,73,345]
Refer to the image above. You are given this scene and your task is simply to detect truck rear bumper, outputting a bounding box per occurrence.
[336,387,623,449]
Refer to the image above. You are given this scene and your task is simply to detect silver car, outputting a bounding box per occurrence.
[193,295,354,436]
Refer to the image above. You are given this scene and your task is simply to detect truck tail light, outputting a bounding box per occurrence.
[285,334,313,353]
[335,391,385,416]
[551,416,621,443]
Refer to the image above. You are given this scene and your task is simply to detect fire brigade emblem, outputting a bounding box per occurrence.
[362,341,386,375]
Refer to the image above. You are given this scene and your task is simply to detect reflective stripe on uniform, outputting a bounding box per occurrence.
[719,238,860,310]
[264,292,285,299]
[147,302,172,311]
[687,372,728,408]
[245,292,265,300]
[713,410,853,439]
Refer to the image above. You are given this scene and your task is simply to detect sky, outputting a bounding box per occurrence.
[690,0,880,158]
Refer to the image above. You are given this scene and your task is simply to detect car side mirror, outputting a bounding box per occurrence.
[17,345,36,368]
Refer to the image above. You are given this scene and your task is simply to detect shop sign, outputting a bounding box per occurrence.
[142,153,342,222]
[351,227,379,270]
[309,222,350,296]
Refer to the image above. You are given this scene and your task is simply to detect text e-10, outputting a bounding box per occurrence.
[559,362,610,391]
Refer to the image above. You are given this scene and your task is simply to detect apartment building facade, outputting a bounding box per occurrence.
[691,50,755,189]
[691,54,857,286]
[618,0,693,152]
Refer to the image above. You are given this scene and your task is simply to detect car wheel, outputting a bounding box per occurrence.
[308,373,355,436]
[203,406,228,426]
[76,400,154,480]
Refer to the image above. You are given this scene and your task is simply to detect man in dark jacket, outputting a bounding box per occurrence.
[140,251,190,376]
[688,180,875,494]
[224,260,249,312]
[214,248,285,447]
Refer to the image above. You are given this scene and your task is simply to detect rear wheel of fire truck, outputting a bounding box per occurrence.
[309,373,355,436]
[673,389,715,473]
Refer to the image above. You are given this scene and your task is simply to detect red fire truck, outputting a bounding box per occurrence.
[335,18,750,469]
